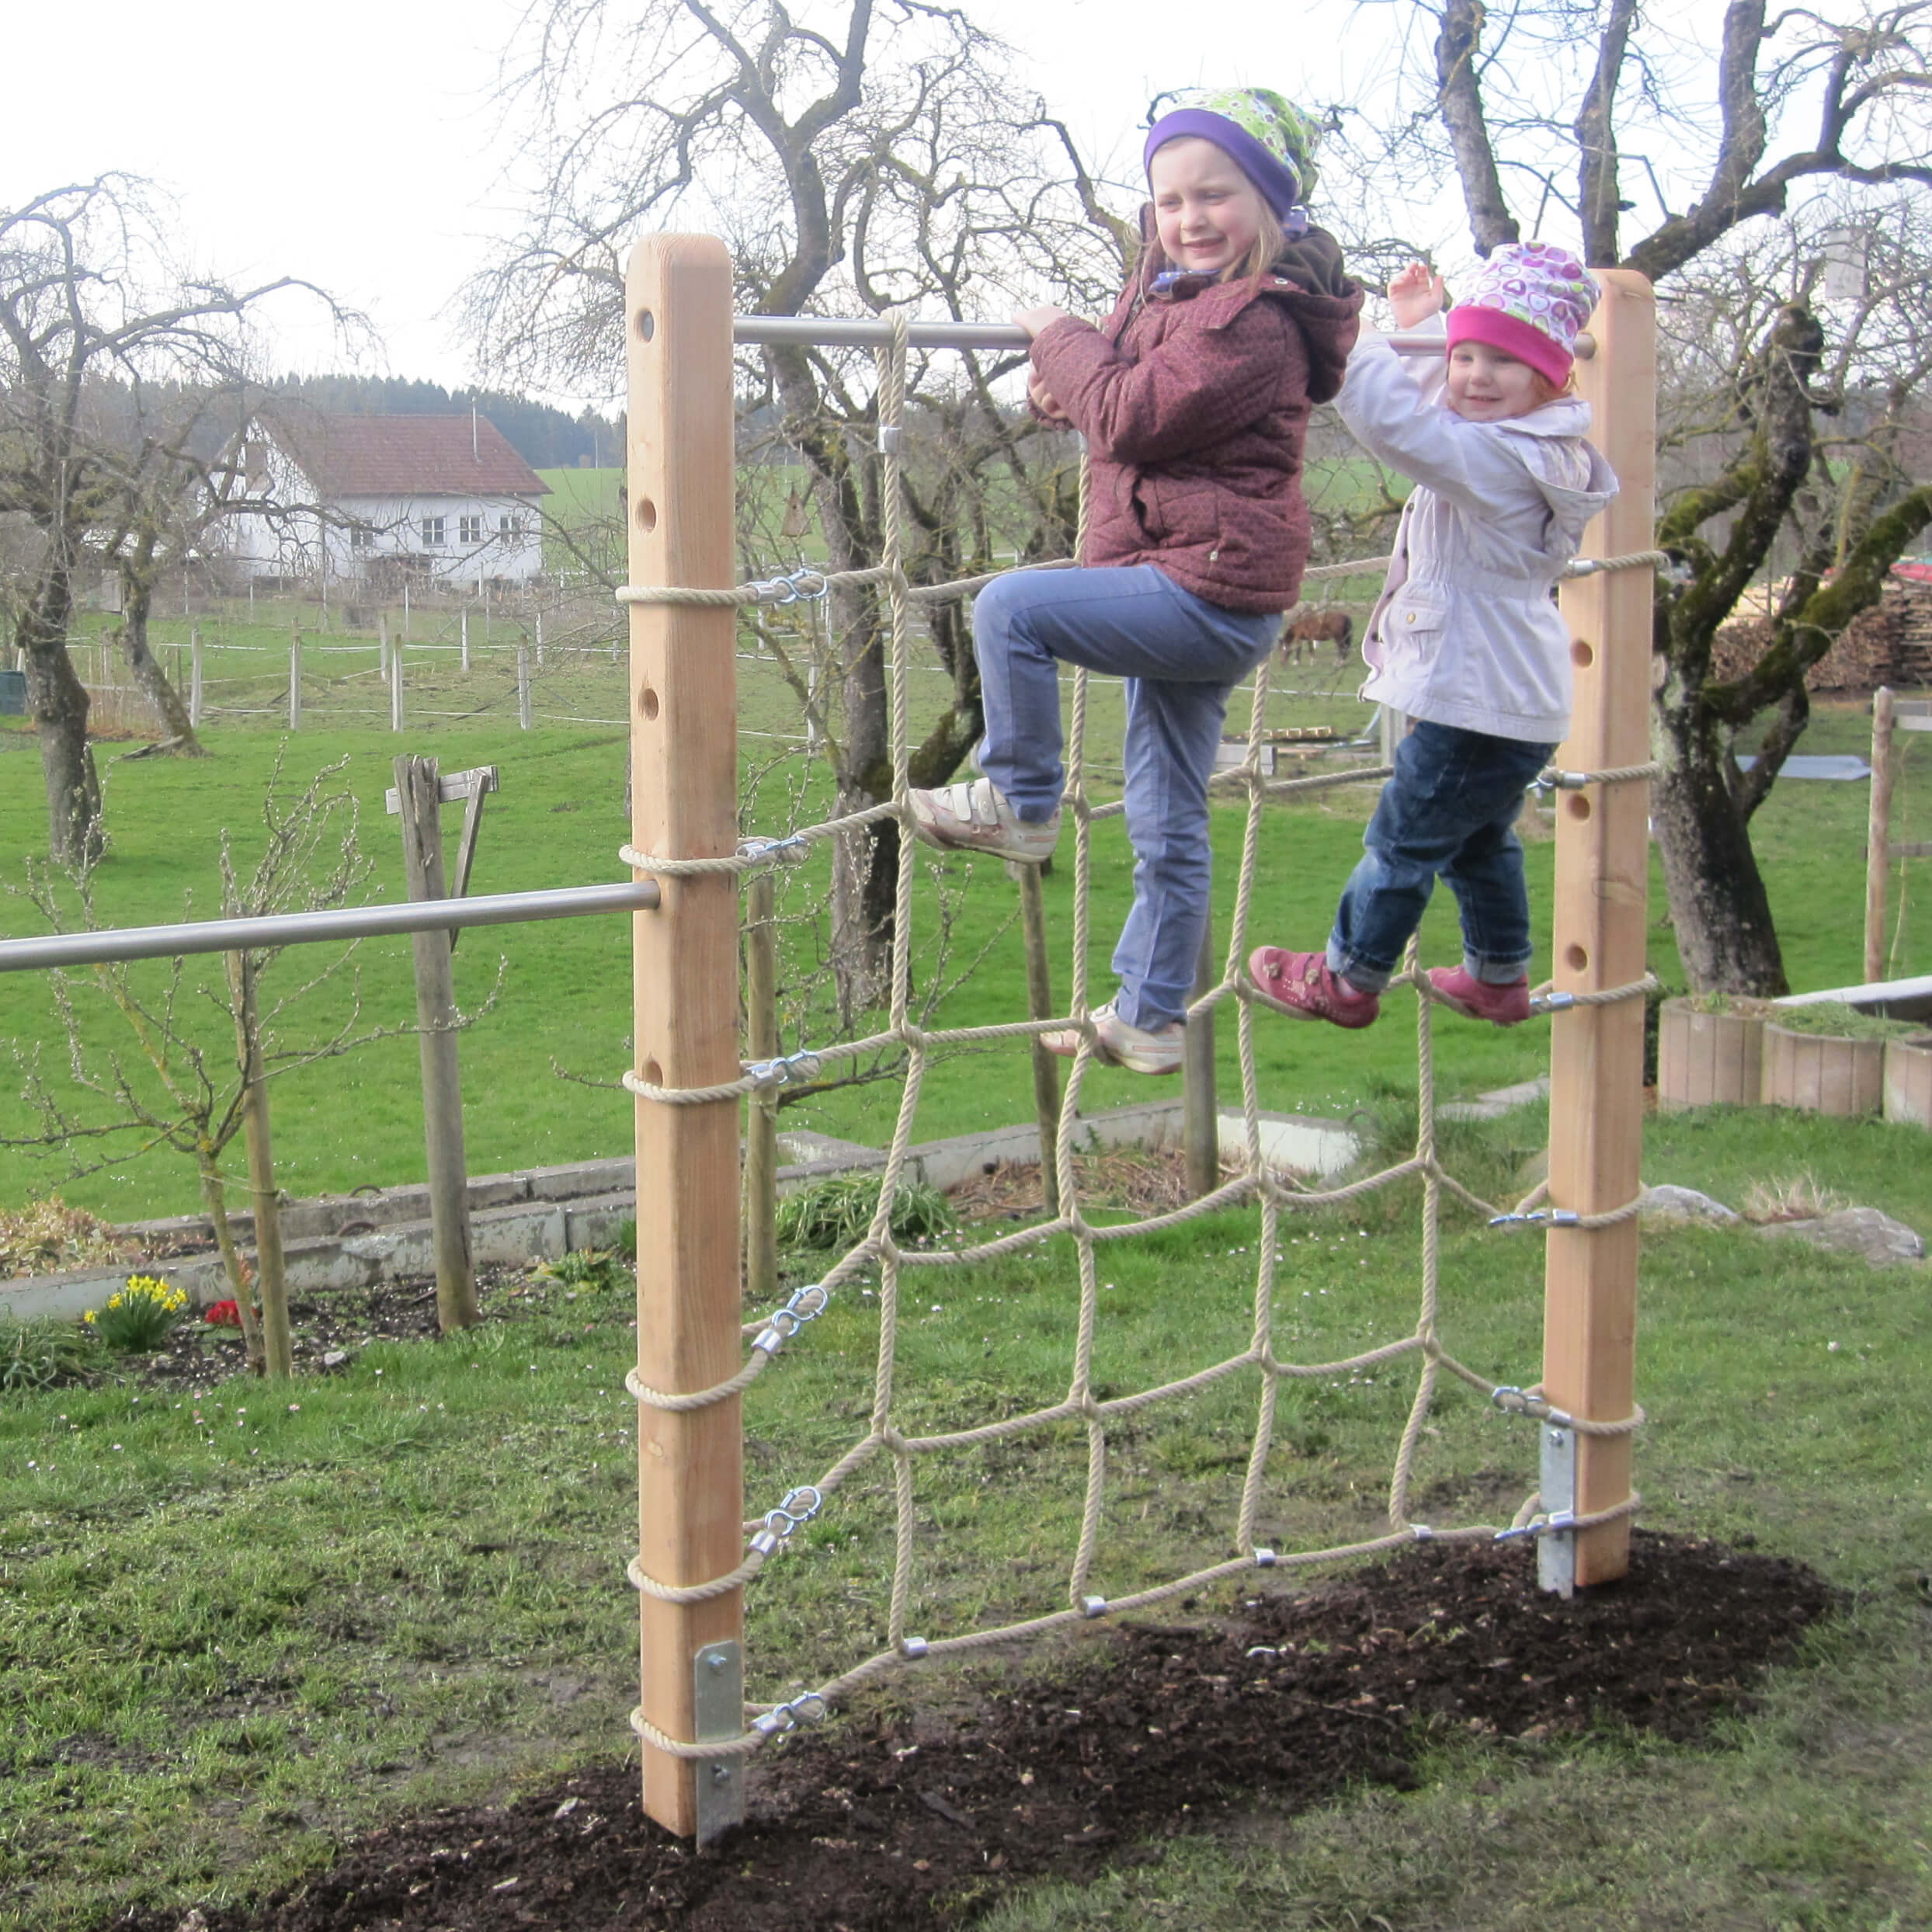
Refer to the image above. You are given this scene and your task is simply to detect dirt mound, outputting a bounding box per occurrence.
[119,1531,1833,1932]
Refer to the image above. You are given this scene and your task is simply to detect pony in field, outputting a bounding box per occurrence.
[1278,607,1354,665]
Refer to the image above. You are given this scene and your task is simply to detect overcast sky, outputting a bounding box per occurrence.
[3,0,1418,404]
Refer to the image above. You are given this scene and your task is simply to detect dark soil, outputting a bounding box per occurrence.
[118,1531,1834,1932]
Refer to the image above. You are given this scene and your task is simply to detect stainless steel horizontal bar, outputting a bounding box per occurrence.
[734,314,1593,360]
[0,881,662,975]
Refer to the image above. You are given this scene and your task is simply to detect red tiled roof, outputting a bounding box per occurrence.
[270,415,551,499]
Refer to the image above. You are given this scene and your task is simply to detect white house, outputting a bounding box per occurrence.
[222,414,552,589]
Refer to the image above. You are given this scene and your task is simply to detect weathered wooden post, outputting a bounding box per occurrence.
[1011,861,1062,1215]
[516,642,533,730]
[627,235,745,1840]
[391,637,405,733]
[1183,923,1218,1198]
[744,872,780,1304]
[1867,686,1896,982]
[391,755,478,1333]
[1542,271,1656,1592]
[288,627,302,731]
[189,626,203,726]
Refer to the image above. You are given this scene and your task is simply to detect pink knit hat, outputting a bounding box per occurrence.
[1445,242,1600,387]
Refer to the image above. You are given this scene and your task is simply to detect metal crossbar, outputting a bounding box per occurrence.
[0,881,660,974]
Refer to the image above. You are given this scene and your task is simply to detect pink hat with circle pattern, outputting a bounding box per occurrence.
[1445,242,1600,387]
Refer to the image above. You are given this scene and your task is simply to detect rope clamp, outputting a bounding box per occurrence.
[1533,770,1592,794]
[1494,1509,1576,1545]
[1489,1385,1535,1415]
[738,832,809,867]
[1252,1547,1278,1568]
[877,424,901,457]
[751,1283,830,1357]
[1486,1208,1580,1229]
[752,1691,829,1739]
[1409,1523,1435,1541]
[1531,992,1577,1013]
[1079,1594,1107,1619]
[899,1635,930,1659]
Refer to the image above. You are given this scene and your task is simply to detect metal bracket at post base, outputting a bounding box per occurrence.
[1538,1421,1578,1600]
[691,1640,747,1845]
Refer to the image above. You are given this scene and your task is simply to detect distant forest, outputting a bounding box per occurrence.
[272,375,624,470]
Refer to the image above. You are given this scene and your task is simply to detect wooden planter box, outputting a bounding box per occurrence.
[1883,1034,1932,1128]
[1656,998,1765,1110]
[1761,1022,1885,1116]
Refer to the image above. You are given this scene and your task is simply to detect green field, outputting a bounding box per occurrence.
[2,672,1928,1222]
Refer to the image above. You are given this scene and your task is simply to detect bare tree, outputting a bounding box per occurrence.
[0,177,348,857]
[1340,0,1932,991]
[467,0,1122,1000]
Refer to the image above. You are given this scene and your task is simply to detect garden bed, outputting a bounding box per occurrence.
[120,1531,1832,1932]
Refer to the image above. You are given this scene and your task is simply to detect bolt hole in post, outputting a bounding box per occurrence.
[1565,943,1590,973]
[641,1057,663,1089]
[1565,794,1593,822]
[1571,638,1594,669]
[636,308,655,342]
[637,498,658,533]
[641,687,661,721]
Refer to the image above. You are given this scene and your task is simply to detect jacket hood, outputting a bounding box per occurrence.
[1132,209,1364,405]
[1496,410,1619,544]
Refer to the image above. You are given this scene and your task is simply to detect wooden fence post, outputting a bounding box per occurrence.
[627,235,745,1840]
[517,642,533,730]
[744,872,780,1306]
[1867,687,1896,983]
[391,638,405,733]
[1011,861,1062,1216]
[1183,922,1218,1198]
[288,628,302,731]
[393,755,479,1333]
[1543,270,1656,1592]
[189,627,203,726]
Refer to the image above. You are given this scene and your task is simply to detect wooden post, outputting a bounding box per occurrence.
[1542,270,1655,1591]
[535,607,545,669]
[391,637,405,733]
[288,628,302,731]
[380,610,391,679]
[517,643,533,730]
[1182,922,1218,1198]
[461,607,471,672]
[228,951,294,1378]
[393,755,479,1333]
[744,872,780,1307]
[189,626,203,726]
[1011,861,1062,1216]
[1867,687,1896,983]
[627,235,744,1840]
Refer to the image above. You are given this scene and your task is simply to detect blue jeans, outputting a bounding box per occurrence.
[972,565,1280,1029]
[1326,721,1555,995]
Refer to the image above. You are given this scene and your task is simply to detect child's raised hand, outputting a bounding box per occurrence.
[1388,262,1446,328]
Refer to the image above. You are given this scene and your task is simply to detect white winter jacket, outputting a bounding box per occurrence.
[1337,329,1618,745]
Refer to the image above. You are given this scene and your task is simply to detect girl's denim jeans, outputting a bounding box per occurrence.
[1326,720,1555,995]
[971,564,1279,1030]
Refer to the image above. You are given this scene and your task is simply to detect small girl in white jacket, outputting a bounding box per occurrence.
[1249,243,1618,1029]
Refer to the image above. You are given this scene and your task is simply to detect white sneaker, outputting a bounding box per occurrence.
[906,777,1059,864]
[1041,1000,1184,1075]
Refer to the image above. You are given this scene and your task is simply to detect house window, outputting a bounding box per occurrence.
[349,526,376,551]
[499,514,522,539]
[460,514,484,544]
[420,516,445,547]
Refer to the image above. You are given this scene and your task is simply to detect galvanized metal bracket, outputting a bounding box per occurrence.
[692,1640,746,1845]
[1538,1422,1578,1600]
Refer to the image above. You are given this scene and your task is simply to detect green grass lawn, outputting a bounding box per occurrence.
[0,1100,1928,1929]
[2,689,1927,1224]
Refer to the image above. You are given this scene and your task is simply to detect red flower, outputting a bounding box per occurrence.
[205,1300,242,1329]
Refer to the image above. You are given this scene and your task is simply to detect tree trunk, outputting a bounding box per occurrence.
[17,565,103,865]
[119,571,204,752]
[228,951,293,1377]
[200,1156,265,1374]
[1649,718,1788,996]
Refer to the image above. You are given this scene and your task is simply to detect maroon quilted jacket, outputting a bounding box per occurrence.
[1029,228,1364,613]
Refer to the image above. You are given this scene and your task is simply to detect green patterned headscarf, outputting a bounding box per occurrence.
[1144,87,1321,214]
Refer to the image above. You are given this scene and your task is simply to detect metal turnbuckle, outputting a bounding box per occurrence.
[748,1483,825,1558]
[738,832,811,867]
[750,1284,831,1359]
[744,1049,823,1090]
[752,1691,829,1739]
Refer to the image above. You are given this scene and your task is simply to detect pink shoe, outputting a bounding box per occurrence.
[1246,947,1380,1030]
[1426,966,1531,1027]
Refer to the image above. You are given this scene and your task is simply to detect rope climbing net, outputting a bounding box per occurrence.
[620,308,1666,1762]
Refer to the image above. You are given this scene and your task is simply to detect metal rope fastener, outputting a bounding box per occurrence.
[750,1283,830,1357]
[749,1484,825,1557]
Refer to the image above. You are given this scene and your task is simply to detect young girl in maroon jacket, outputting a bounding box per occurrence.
[906,88,1363,1074]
